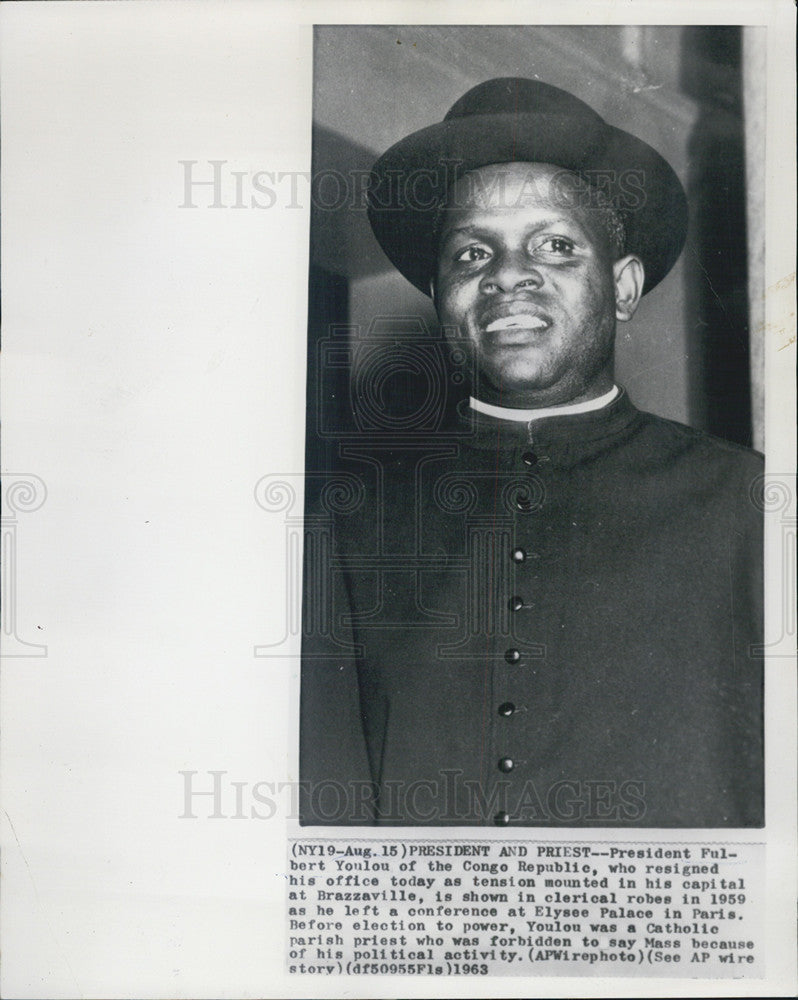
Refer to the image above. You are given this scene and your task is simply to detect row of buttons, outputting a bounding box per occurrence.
[495,453,541,823]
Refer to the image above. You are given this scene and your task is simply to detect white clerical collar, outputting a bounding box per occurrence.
[469,384,619,422]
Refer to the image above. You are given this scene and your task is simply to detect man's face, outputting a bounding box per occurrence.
[434,162,642,407]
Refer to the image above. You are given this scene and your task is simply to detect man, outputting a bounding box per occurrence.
[300,78,763,828]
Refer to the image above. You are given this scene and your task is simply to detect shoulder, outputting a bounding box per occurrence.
[634,409,763,470]
[627,411,764,530]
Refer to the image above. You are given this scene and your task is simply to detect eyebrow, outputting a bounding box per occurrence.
[440,216,587,241]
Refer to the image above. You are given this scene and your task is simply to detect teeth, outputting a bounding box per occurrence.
[486,314,547,332]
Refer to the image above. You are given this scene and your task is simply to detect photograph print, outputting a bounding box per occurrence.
[299,24,764,829]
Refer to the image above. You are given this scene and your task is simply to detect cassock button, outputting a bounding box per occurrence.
[498,757,514,772]
[493,811,510,826]
[522,451,538,467]
[508,595,524,612]
[515,494,534,512]
[504,648,521,664]
[511,547,527,563]
[498,702,515,716]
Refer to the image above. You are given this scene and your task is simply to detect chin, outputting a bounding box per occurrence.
[485,363,559,395]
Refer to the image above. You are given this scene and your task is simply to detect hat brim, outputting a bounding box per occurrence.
[367,111,688,295]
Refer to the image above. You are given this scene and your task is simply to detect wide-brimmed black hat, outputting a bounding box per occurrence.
[367,77,688,296]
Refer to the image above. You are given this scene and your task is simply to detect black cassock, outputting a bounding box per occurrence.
[299,389,763,827]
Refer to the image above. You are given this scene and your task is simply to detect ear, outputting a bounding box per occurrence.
[613,254,645,322]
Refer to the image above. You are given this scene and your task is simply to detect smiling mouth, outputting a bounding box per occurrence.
[485,314,550,333]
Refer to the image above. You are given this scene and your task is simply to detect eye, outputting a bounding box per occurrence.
[536,236,576,256]
[454,245,491,262]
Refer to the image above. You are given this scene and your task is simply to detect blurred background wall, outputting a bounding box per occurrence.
[307,24,764,453]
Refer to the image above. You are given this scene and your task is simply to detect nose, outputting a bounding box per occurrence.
[479,250,543,295]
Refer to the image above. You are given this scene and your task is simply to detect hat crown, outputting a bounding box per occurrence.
[444,77,603,125]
